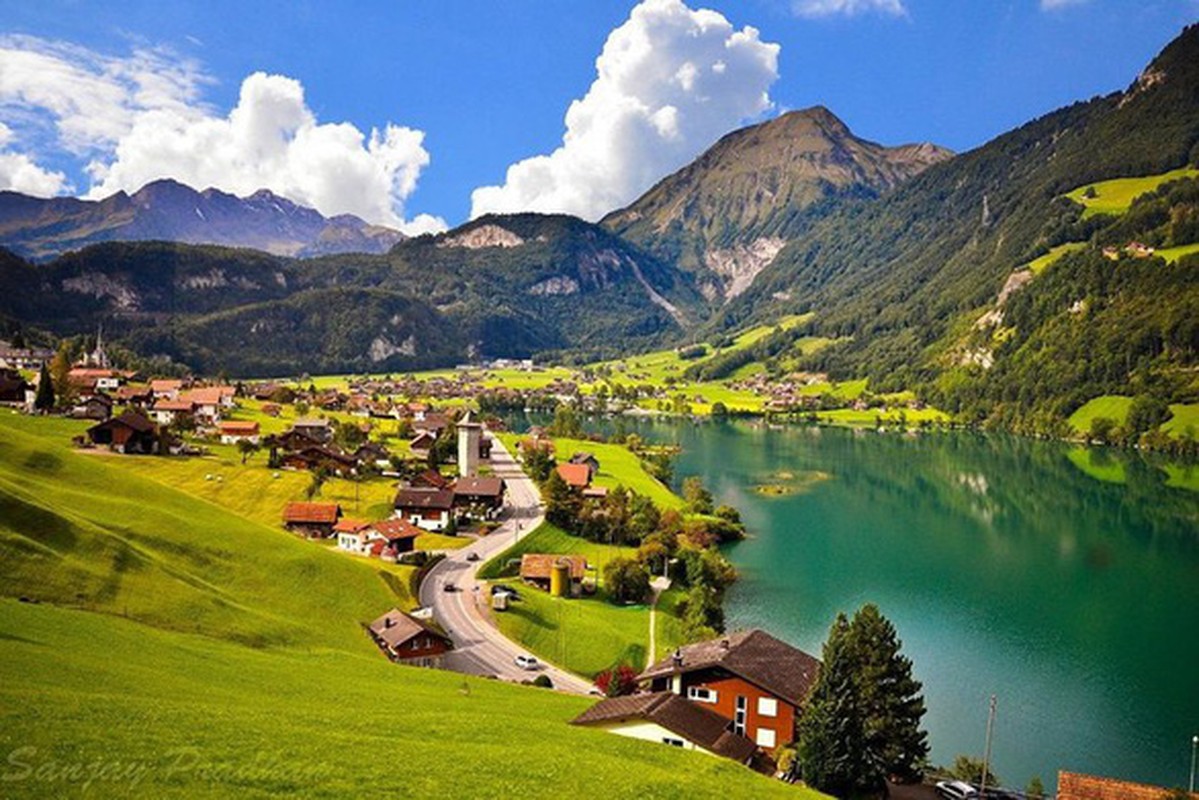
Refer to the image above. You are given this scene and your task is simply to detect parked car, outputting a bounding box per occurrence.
[442,582,457,593]
[514,654,539,671]
[490,585,520,600]
[935,781,979,800]
[466,552,480,562]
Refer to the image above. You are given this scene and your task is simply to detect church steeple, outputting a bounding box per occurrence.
[85,325,110,369]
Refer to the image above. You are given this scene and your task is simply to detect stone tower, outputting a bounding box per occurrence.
[457,410,481,477]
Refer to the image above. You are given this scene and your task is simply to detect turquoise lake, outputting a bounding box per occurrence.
[544,417,1199,791]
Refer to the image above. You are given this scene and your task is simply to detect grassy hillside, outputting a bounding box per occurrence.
[0,600,809,799]
[1066,167,1199,217]
[0,415,820,798]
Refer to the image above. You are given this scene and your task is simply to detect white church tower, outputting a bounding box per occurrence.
[457,411,481,477]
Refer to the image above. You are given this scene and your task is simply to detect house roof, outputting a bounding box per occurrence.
[556,463,592,488]
[394,487,455,511]
[410,431,437,447]
[90,410,156,434]
[368,518,422,540]
[217,421,259,434]
[569,452,598,465]
[453,476,505,498]
[293,417,330,428]
[368,608,449,651]
[282,502,341,525]
[153,399,195,412]
[520,553,588,580]
[411,469,450,489]
[639,629,821,708]
[571,692,756,762]
[1056,772,1193,800]
[333,518,370,534]
[180,386,233,405]
[150,379,184,393]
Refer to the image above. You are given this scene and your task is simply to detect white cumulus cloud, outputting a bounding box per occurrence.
[792,0,907,18]
[0,36,442,233]
[0,122,67,196]
[470,0,780,221]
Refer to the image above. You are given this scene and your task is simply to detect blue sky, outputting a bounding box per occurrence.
[0,0,1194,230]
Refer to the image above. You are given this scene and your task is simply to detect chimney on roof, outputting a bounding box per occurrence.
[672,648,683,668]
[385,617,394,628]
[720,638,730,651]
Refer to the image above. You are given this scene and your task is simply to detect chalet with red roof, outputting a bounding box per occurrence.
[520,553,588,597]
[282,502,342,538]
[638,629,821,752]
[1057,771,1199,800]
[218,420,260,445]
[556,462,592,490]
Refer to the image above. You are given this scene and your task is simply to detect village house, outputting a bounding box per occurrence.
[394,487,455,532]
[519,553,588,597]
[279,444,358,477]
[291,418,333,444]
[261,402,282,417]
[571,692,757,766]
[556,462,593,491]
[353,441,391,470]
[638,629,821,752]
[70,392,113,421]
[452,475,506,520]
[568,452,601,479]
[85,412,160,455]
[150,379,185,400]
[335,518,422,558]
[367,608,452,668]
[0,342,53,371]
[217,420,260,445]
[409,430,437,460]
[281,501,342,538]
[69,367,123,393]
[151,399,196,427]
[180,386,234,425]
[410,469,451,489]
[114,385,153,406]
[0,369,31,407]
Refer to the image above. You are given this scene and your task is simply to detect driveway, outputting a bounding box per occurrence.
[418,434,594,695]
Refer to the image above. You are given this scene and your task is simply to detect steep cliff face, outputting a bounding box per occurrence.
[603,106,952,302]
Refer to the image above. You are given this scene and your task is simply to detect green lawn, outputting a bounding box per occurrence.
[1161,403,1199,439]
[1067,395,1134,433]
[815,406,949,427]
[0,415,819,798]
[1157,242,1199,264]
[480,523,684,677]
[1065,167,1199,218]
[1024,242,1087,275]
[1161,463,1199,493]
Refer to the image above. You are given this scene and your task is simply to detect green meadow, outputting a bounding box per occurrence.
[0,414,817,799]
[480,522,685,677]
[1067,395,1134,433]
[1066,167,1199,218]
[1024,241,1087,275]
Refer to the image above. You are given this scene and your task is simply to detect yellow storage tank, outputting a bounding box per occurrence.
[549,560,571,598]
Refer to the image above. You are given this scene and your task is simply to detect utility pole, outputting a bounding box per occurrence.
[1190,734,1197,794]
[980,694,997,798]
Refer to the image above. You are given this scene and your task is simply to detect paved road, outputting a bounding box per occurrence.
[418,434,595,695]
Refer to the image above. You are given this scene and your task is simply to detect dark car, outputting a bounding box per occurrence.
[466,552,480,562]
[490,585,520,600]
[443,583,457,593]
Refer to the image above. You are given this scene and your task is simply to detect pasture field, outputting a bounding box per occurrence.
[1067,395,1134,433]
[1065,167,1199,218]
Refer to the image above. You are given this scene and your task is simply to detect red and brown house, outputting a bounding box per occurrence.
[393,487,455,532]
[638,629,820,752]
[368,608,452,668]
[282,502,342,538]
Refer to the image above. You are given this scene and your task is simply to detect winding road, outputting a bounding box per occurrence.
[418,435,594,695]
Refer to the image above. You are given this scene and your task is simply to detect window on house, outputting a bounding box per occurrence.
[687,687,716,703]
[662,738,685,748]
[757,697,778,717]
[755,728,776,749]
[734,696,747,736]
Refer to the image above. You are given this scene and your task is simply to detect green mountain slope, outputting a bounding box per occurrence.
[717,24,1199,428]
[0,416,816,798]
[603,106,951,303]
[0,213,705,375]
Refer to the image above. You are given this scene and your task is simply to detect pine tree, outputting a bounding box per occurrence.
[543,470,580,529]
[849,604,930,782]
[797,614,883,797]
[33,362,55,411]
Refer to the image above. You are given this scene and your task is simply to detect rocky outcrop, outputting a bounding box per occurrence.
[437,224,524,249]
[703,237,786,301]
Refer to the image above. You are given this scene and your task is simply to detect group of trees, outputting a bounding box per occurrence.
[795,604,929,797]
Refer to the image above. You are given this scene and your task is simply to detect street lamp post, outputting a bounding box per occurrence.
[1189,734,1197,794]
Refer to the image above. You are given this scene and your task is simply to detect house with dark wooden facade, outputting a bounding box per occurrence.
[452,475,506,520]
[85,412,159,454]
[281,502,342,538]
[393,487,454,532]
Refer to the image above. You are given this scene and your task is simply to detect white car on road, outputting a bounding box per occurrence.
[514,654,539,671]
